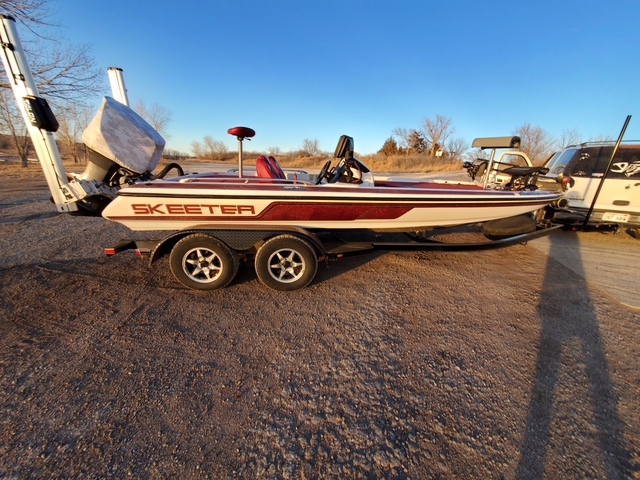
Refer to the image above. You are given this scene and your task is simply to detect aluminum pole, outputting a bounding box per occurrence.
[582,115,632,229]
[0,15,77,212]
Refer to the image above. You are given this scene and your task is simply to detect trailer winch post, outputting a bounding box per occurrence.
[0,15,78,212]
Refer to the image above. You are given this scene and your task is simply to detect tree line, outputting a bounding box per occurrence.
[189,136,326,160]
[379,115,609,166]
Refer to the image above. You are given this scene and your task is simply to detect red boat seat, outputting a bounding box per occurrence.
[267,155,286,179]
[256,155,285,179]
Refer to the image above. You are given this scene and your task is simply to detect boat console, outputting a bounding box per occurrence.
[314,135,373,185]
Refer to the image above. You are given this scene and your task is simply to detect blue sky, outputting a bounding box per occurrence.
[37,0,640,155]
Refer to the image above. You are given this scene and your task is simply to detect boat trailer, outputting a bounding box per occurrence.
[105,222,562,291]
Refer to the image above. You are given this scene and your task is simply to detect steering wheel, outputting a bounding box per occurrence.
[315,160,332,185]
[328,160,347,183]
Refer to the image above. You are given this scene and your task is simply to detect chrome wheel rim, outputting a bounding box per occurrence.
[267,248,305,283]
[182,247,223,283]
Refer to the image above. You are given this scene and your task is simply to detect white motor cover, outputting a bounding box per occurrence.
[82,96,165,173]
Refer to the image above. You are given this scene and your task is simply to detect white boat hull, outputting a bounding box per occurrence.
[102,176,561,231]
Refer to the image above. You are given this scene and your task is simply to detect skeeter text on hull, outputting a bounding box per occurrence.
[102,171,561,232]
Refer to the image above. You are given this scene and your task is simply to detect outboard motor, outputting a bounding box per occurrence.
[81,96,166,187]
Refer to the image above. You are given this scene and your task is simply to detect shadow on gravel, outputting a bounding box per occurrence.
[312,252,385,286]
[0,211,61,224]
[516,231,633,478]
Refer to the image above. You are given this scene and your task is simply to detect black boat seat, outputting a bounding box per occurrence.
[501,166,549,177]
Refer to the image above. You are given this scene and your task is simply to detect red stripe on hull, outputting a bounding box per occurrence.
[256,202,413,221]
[105,199,550,223]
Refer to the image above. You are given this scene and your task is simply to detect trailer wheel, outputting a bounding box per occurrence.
[255,235,318,291]
[169,234,239,290]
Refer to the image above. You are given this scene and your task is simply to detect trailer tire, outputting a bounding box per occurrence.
[169,233,239,290]
[255,235,318,291]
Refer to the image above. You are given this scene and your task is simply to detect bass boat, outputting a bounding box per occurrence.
[102,157,559,233]
[89,110,558,232]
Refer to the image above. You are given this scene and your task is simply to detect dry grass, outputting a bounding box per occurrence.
[356,153,463,174]
[0,158,84,175]
[3,151,464,177]
[184,152,464,174]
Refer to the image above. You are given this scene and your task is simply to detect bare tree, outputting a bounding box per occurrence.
[56,103,93,163]
[0,88,30,166]
[268,146,282,156]
[446,137,469,161]
[190,140,204,159]
[0,0,103,166]
[300,138,320,156]
[133,100,172,138]
[587,134,613,142]
[463,148,490,164]
[558,128,582,148]
[211,140,228,158]
[0,1,102,101]
[513,123,557,165]
[201,135,227,159]
[162,148,187,160]
[17,44,99,105]
[202,135,215,159]
[422,115,454,156]
[392,127,411,151]
[0,0,51,27]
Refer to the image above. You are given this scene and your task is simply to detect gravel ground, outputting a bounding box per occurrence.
[1,165,639,479]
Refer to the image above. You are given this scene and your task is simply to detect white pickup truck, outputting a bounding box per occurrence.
[536,142,640,229]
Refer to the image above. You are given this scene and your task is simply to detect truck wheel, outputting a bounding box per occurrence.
[169,233,239,290]
[255,235,318,291]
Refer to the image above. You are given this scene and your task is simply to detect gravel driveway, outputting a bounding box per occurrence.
[1,166,639,478]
